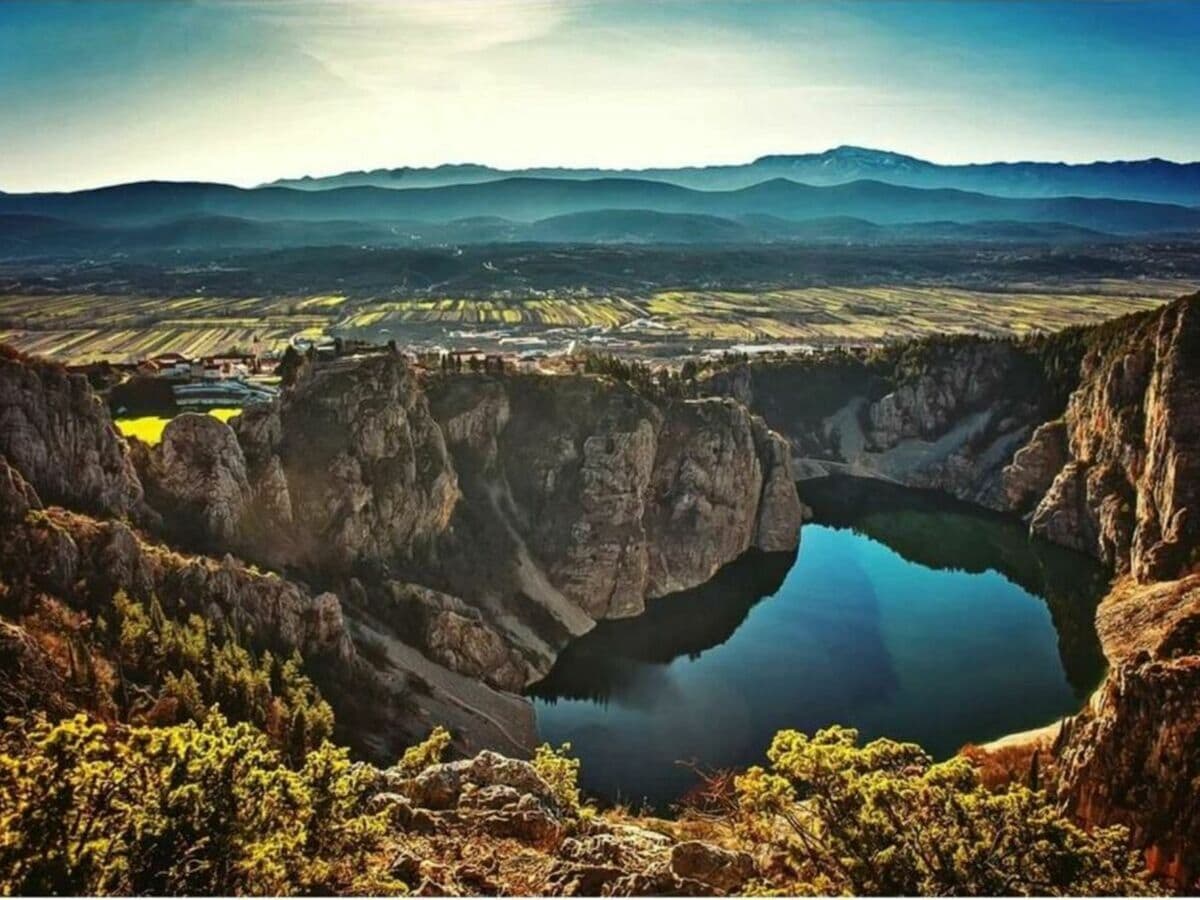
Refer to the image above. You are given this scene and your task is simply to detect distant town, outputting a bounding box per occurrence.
[78,335,601,419]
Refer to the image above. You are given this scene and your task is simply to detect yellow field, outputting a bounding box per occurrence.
[338,296,639,330]
[114,408,242,445]
[0,325,307,362]
[332,280,1186,340]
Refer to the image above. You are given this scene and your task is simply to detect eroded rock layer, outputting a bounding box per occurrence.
[0,349,143,516]
[1028,296,1200,581]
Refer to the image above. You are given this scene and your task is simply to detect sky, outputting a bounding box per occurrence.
[1,0,1198,192]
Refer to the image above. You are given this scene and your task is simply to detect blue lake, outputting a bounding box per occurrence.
[530,477,1108,810]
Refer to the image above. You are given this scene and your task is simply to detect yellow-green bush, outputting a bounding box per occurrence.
[0,713,402,896]
[110,591,334,763]
[735,726,1151,896]
[533,741,586,815]
[397,724,451,776]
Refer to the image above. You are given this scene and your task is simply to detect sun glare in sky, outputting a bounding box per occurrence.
[1,0,1198,191]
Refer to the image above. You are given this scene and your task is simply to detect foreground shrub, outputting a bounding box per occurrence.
[734,726,1152,896]
[0,712,400,896]
[397,724,452,775]
[111,591,335,763]
[533,741,585,815]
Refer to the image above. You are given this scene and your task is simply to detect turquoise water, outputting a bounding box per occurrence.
[530,478,1107,810]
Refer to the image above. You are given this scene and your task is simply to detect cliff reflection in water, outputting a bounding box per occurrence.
[800,476,1109,695]
[529,551,790,704]
[530,476,1107,808]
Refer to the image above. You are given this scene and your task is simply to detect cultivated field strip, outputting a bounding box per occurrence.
[0,279,1185,362]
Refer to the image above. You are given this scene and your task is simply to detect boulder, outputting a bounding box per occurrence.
[395,750,562,813]
[1001,419,1068,513]
[139,413,251,546]
[669,840,756,891]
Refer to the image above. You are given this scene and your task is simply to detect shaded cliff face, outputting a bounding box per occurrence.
[716,293,1200,585]
[424,373,801,628]
[707,339,1055,508]
[0,349,143,517]
[234,355,461,575]
[188,361,800,685]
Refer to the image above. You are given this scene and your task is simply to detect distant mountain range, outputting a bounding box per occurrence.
[0,209,1123,256]
[3,177,1199,239]
[3,149,1200,258]
[266,146,1200,205]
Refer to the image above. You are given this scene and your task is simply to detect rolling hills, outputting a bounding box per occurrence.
[1,175,1199,257]
[267,145,1200,205]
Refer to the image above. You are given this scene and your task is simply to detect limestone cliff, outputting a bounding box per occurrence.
[0,346,800,760]
[233,355,461,575]
[0,348,143,517]
[1052,575,1200,885]
[138,358,802,686]
[130,412,251,548]
[712,293,1200,584]
[705,338,1054,508]
[1024,297,1200,580]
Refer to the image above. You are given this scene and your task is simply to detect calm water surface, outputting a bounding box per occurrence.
[530,477,1108,809]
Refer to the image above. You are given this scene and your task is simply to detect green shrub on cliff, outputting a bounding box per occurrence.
[0,714,1161,896]
[110,591,334,763]
[734,726,1151,896]
[0,713,400,896]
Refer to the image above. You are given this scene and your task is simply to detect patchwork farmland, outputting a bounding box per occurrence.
[0,278,1186,364]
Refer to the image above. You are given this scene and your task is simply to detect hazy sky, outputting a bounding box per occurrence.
[2,0,1198,191]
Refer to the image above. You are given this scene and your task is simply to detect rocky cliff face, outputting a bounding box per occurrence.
[423,373,799,624]
[233,355,461,575]
[131,413,252,547]
[0,346,800,760]
[707,338,1052,508]
[133,359,801,687]
[1052,575,1200,885]
[1025,297,1200,581]
[717,293,1200,584]
[0,349,143,517]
